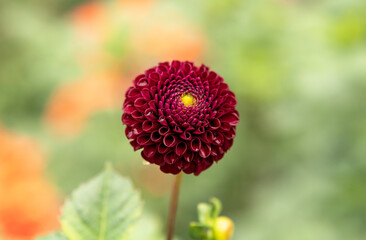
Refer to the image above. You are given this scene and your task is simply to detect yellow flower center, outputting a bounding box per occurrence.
[181,93,196,107]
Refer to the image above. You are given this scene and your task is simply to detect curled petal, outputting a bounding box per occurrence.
[125,126,135,139]
[122,113,135,125]
[226,95,237,106]
[220,112,239,126]
[177,159,188,170]
[123,103,135,114]
[131,110,144,120]
[131,122,143,135]
[223,128,236,140]
[220,122,231,132]
[137,135,152,146]
[141,88,151,100]
[148,100,157,111]
[223,139,233,151]
[143,145,157,158]
[126,87,141,99]
[183,151,194,162]
[158,116,168,126]
[199,142,211,158]
[180,130,192,140]
[201,130,213,143]
[193,127,205,134]
[136,78,149,88]
[163,134,177,147]
[145,108,157,121]
[212,132,224,145]
[173,126,183,133]
[160,164,181,175]
[142,120,158,132]
[134,98,148,112]
[151,131,162,142]
[154,153,164,165]
[189,138,201,152]
[164,150,179,164]
[149,72,160,84]
[130,139,142,151]
[209,118,221,130]
[175,142,187,156]
[158,143,169,154]
[183,162,196,174]
[158,126,170,136]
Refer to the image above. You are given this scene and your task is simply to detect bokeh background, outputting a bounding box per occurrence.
[1,0,366,239]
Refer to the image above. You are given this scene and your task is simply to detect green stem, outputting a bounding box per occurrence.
[166,172,183,240]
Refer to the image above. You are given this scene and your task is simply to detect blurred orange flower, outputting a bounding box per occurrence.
[0,128,60,240]
[45,72,124,137]
[70,0,205,67]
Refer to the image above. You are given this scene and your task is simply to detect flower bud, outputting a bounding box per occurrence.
[214,216,234,240]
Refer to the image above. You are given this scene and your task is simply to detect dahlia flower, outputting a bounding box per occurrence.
[122,61,238,175]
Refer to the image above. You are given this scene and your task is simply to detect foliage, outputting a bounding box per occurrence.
[38,166,143,240]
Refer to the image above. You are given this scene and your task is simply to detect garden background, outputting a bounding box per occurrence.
[0,0,366,239]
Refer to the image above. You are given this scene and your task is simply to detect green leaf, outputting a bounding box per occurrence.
[36,232,69,240]
[61,166,143,240]
[189,223,212,240]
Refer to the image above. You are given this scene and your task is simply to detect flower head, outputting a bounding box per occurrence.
[122,61,239,175]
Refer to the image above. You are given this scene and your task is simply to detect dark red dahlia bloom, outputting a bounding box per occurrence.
[122,61,239,175]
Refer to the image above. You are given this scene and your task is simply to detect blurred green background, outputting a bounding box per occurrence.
[1,0,366,239]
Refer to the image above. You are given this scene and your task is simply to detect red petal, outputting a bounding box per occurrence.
[199,143,211,158]
[122,113,135,125]
[136,78,149,88]
[163,134,177,147]
[151,131,162,142]
[212,132,224,145]
[123,103,135,114]
[142,120,157,132]
[220,112,239,126]
[143,145,156,158]
[154,153,164,165]
[136,135,152,146]
[209,118,221,130]
[131,122,143,135]
[183,162,196,174]
[158,143,169,154]
[145,108,157,121]
[201,131,213,143]
[134,98,148,112]
[140,88,151,100]
[164,151,178,164]
[158,126,170,135]
[223,139,233,151]
[175,142,187,156]
[130,139,142,151]
[193,127,205,134]
[160,164,181,175]
[131,110,144,120]
[223,128,236,140]
[189,138,201,152]
[183,151,194,162]
[149,72,160,84]
[125,126,135,139]
[180,130,192,140]
[126,87,141,99]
